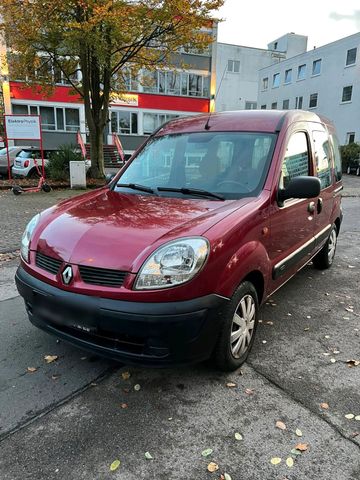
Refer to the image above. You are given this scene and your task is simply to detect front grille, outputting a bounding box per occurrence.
[35,252,62,275]
[78,265,127,287]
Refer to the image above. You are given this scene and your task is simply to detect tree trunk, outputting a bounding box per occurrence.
[88,125,105,178]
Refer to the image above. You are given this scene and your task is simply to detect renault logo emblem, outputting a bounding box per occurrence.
[62,265,73,285]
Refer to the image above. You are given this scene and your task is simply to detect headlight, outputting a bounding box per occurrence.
[134,237,209,290]
[21,213,40,262]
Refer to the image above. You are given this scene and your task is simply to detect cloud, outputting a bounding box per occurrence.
[329,10,360,29]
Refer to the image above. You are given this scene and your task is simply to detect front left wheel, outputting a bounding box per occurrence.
[213,281,259,371]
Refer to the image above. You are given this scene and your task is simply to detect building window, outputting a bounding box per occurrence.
[282,99,289,109]
[12,104,80,131]
[111,111,138,135]
[295,96,303,109]
[227,59,240,73]
[274,42,278,50]
[142,70,209,97]
[262,77,268,90]
[271,102,277,109]
[143,112,181,135]
[260,104,267,110]
[284,69,292,84]
[309,93,318,108]
[272,73,280,88]
[346,48,357,66]
[342,85,353,102]
[346,132,355,144]
[312,59,321,76]
[245,101,257,110]
[297,64,306,80]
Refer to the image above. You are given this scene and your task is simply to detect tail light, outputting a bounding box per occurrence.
[24,160,29,167]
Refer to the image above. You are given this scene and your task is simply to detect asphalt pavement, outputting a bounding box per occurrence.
[0,178,359,479]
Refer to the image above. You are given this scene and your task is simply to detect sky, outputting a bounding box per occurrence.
[217,0,360,50]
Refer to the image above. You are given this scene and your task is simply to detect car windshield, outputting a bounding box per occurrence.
[114,132,276,199]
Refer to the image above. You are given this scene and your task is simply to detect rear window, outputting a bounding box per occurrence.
[115,132,276,199]
[17,150,41,158]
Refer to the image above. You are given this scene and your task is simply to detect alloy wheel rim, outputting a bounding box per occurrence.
[328,229,337,263]
[230,294,256,359]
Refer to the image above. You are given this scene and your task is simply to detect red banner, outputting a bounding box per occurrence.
[112,133,125,162]
[77,130,87,158]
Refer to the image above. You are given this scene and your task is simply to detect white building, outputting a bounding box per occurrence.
[258,32,360,144]
[215,33,307,112]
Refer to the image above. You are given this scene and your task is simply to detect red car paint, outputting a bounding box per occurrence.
[16,110,343,368]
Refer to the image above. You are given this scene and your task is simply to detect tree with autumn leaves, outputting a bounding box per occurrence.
[0,0,223,177]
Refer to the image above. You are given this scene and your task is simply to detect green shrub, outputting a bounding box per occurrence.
[47,145,85,181]
[340,142,360,171]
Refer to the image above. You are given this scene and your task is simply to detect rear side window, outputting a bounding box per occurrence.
[313,130,331,189]
[280,131,310,189]
[331,135,342,181]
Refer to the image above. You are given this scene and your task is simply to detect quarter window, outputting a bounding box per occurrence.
[346,48,357,66]
[312,59,321,75]
[280,131,310,190]
[313,130,331,189]
[342,85,353,102]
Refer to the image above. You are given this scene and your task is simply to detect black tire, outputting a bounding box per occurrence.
[213,281,259,371]
[313,224,338,270]
[41,183,51,193]
[28,168,40,179]
[12,186,22,195]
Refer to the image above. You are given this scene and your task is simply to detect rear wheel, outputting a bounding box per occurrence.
[213,281,259,371]
[12,186,22,195]
[28,168,40,179]
[313,224,338,270]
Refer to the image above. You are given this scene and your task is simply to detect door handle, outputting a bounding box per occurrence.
[308,201,315,213]
[317,197,323,214]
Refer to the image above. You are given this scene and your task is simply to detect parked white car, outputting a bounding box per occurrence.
[0,146,31,177]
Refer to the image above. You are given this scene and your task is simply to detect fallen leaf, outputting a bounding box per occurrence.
[224,474,232,480]
[44,355,58,364]
[120,403,128,409]
[348,265,356,268]
[355,416,360,421]
[245,388,254,395]
[295,429,303,437]
[52,374,60,380]
[347,359,360,367]
[201,448,213,457]
[330,358,336,363]
[262,340,267,344]
[325,335,330,339]
[304,327,310,331]
[110,460,120,471]
[345,414,355,419]
[290,449,301,456]
[27,367,37,373]
[351,431,359,437]
[270,457,282,465]
[320,403,329,410]
[144,452,153,460]
[226,382,236,388]
[295,443,309,451]
[265,321,274,325]
[80,356,87,360]
[333,350,340,354]
[286,457,294,468]
[121,371,131,380]
[134,384,141,391]
[276,421,286,430]
[207,462,219,472]
[234,432,243,440]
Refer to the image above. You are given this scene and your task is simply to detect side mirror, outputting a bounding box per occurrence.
[278,176,321,203]
[105,173,116,184]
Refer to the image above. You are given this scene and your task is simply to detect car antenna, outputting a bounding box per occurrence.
[204,66,227,130]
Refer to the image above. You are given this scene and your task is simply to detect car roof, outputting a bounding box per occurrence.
[157,110,334,136]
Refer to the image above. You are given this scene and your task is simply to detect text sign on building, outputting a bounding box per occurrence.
[5,115,41,140]
[110,93,139,106]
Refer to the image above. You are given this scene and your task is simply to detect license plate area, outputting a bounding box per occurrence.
[33,292,98,333]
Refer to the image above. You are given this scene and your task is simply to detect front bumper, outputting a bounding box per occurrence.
[16,266,229,367]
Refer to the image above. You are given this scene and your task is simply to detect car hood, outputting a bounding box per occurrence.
[33,188,251,272]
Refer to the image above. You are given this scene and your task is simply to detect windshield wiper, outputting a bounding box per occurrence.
[116,183,155,194]
[157,187,225,201]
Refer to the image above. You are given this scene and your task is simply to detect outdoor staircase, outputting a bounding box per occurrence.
[85,144,123,168]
